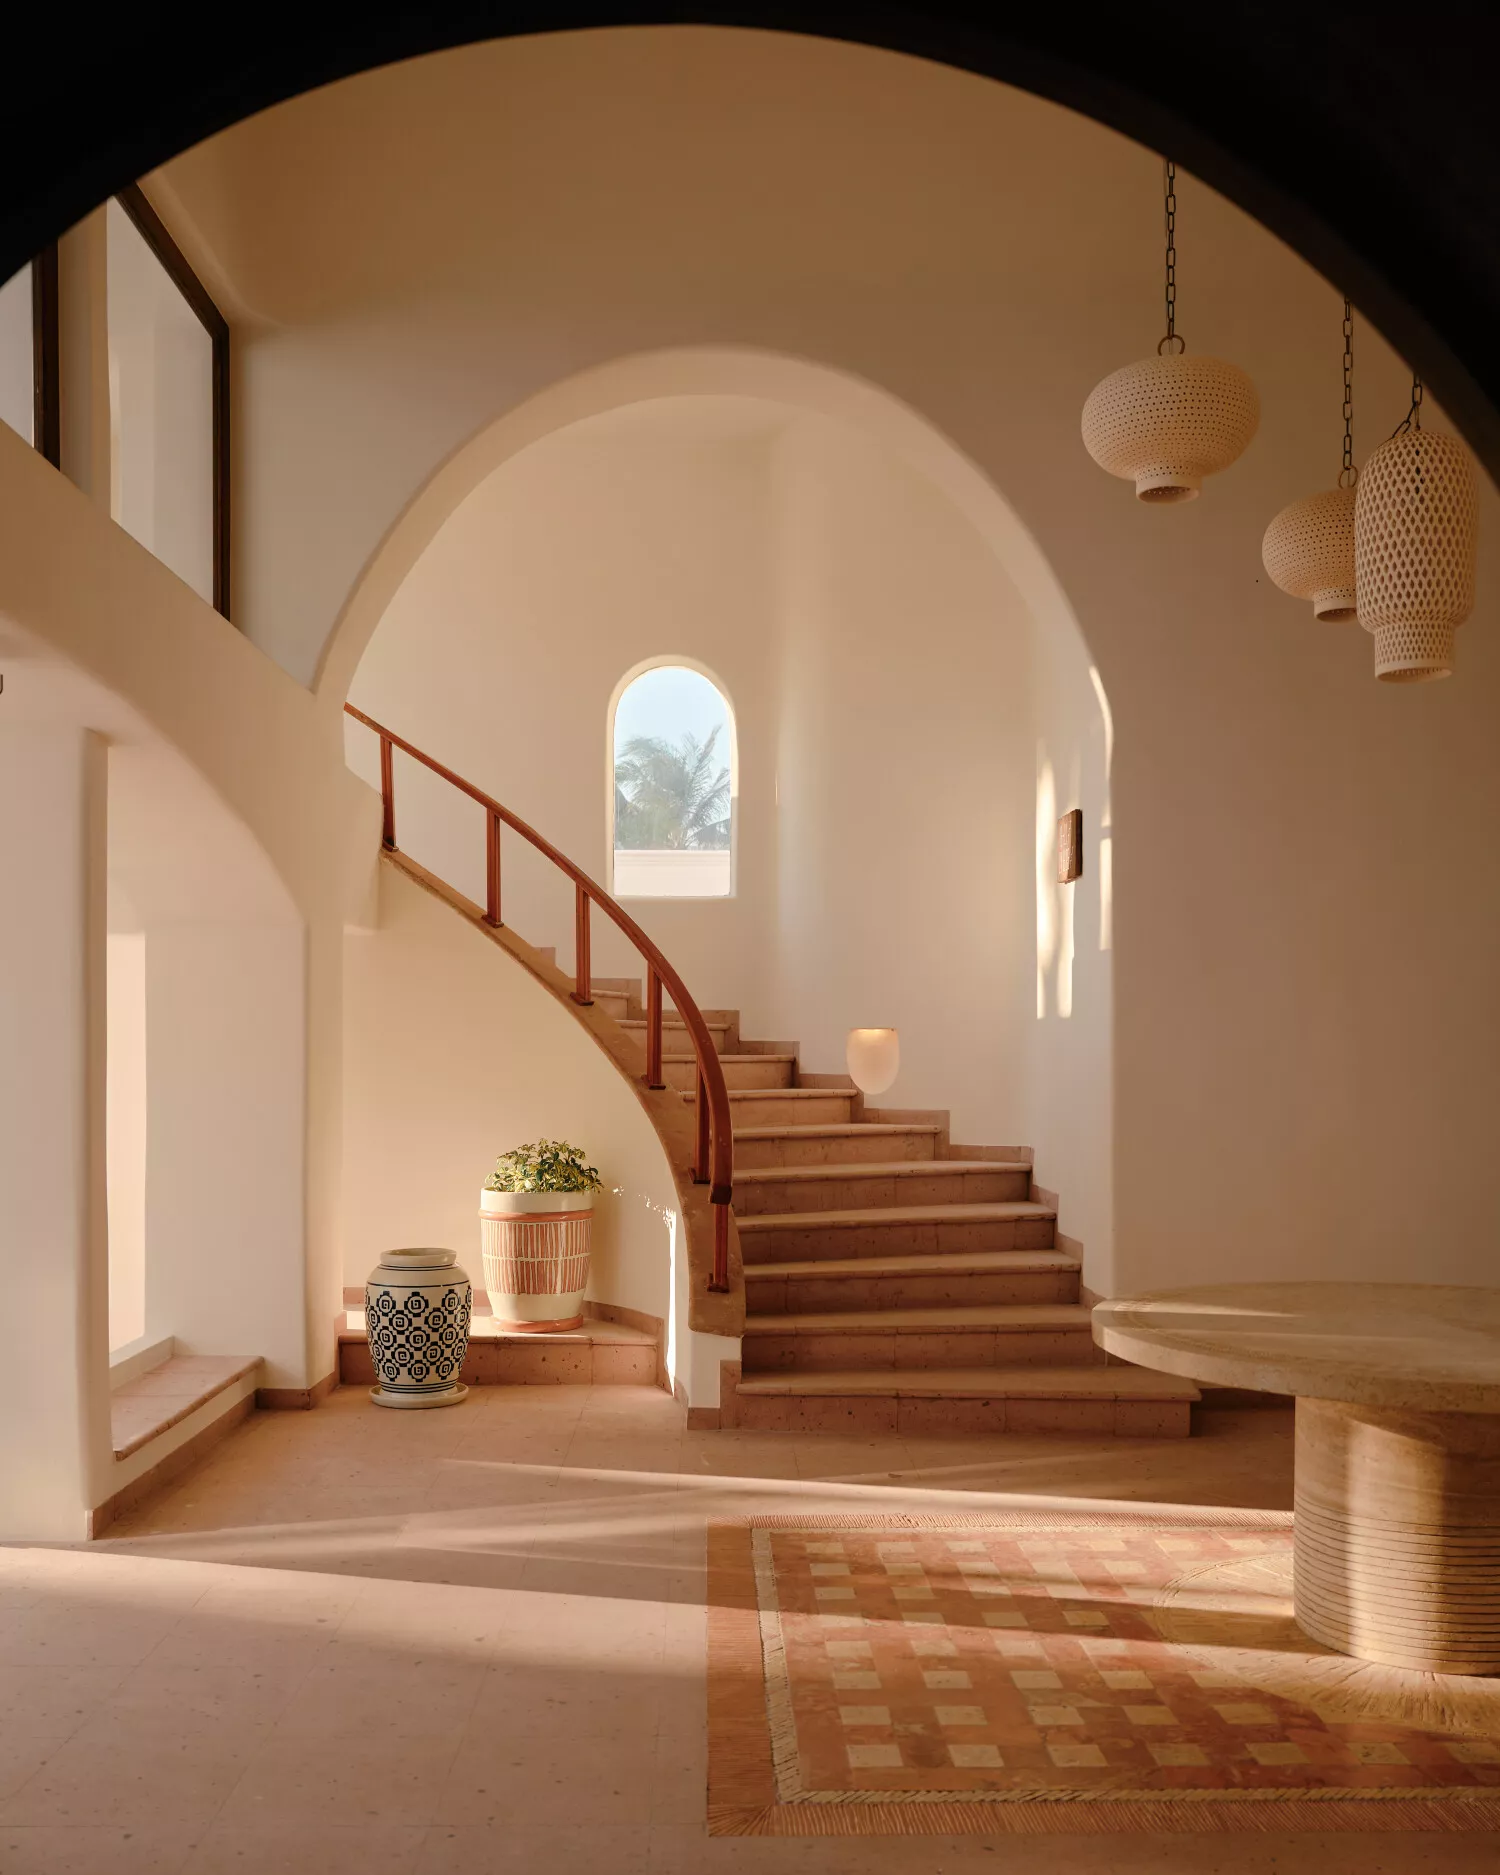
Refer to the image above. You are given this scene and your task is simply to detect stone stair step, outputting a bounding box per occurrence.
[662,1052,796,1091]
[621,1015,733,1048]
[736,1200,1057,1259]
[732,1159,1032,1214]
[729,1363,1199,1437]
[734,1122,943,1170]
[745,1248,1080,1312]
[741,1302,1098,1372]
[688,1086,854,1126]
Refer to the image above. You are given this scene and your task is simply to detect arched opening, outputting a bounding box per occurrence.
[4,17,1496,483]
[609,659,737,899]
[339,349,1115,1289]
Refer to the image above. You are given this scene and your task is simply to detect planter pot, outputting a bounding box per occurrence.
[365,1247,472,1409]
[479,1189,594,1332]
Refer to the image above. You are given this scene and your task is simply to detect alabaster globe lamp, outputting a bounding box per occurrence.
[846,1028,900,1098]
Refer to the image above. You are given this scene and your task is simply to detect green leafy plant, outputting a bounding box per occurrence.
[483,1138,602,1195]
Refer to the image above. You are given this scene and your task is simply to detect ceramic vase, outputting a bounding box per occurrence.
[365,1247,472,1408]
[479,1189,594,1331]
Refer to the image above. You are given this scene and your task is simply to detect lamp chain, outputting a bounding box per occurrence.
[1158,160,1183,355]
[1391,373,1424,439]
[1339,298,1356,487]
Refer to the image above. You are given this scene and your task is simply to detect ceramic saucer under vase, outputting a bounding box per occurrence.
[365,1246,472,1409]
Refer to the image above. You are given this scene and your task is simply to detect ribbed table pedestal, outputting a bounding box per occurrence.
[1293,1397,1500,1676]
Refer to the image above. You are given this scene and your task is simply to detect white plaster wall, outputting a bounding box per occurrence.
[1028,597,1115,1292]
[769,417,1038,1146]
[343,860,680,1331]
[106,931,148,1350]
[0,419,374,1399]
[347,424,783,1029]
[151,28,1500,1297]
[142,925,307,1384]
[0,727,112,1539]
[348,404,1058,1166]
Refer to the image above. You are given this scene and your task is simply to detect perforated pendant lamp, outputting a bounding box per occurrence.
[1355,378,1478,682]
[1082,160,1259,501]
[1261,298,1359,621]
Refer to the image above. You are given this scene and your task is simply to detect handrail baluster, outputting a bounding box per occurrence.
[695,1066,711,1185]
[646,967,664,1090]
[572,884,592,1007]
[379,734,395,849]
[485,809,502,928]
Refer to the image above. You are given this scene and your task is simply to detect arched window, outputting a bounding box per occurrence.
[611,664,735,898]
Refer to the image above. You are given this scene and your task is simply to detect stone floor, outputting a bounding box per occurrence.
[0,1385,1493,1873]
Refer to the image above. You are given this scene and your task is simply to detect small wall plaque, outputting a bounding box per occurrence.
[1056,809,1083,884]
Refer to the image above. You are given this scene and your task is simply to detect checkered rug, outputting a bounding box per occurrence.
[706,1509,1500,1835]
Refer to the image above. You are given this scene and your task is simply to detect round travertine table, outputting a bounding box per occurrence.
[1092,1283,1500,1676]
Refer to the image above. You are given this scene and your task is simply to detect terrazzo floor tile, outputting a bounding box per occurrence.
[4,1387,1492,1868]
[414,1822,653,1874]
[0,1823,202,1874]
[179,1821,428,1874]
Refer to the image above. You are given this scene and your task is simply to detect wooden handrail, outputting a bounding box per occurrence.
[345,703,733,1290]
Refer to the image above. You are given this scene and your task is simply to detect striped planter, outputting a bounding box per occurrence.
[479,1189,594,1332]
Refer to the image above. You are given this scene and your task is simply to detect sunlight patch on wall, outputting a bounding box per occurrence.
[1035,753,1056,1019]
[1088,664,1114,954]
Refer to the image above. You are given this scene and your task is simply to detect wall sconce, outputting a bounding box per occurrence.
[846,1027,900,1097]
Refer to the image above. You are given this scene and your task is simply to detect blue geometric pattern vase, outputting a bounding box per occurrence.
[365,1247,472,1409]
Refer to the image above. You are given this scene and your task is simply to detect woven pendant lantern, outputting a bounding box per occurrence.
[1355,379,1478,682]
[1082,160,1259,501]
[1262,299,1360,621]
[1262,487,1357,619]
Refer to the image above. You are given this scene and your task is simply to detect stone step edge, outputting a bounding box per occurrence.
[746,1249,1080,1280]
[621,1016,732,1030]
[734,1122,943,1140]
[338,1313,655,1347]
[111,1355,263,1462]
[734,1365,1201,1402]
[735,1159,1031,1184]
[744,1304,1094,1336]
[662,1052,796,1063]
[738,1202,1056,1231]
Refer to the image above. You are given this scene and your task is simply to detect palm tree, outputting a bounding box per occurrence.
[614,727,731,850]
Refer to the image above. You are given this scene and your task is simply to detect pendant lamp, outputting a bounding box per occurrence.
[1355,378,1478,682]
[1083,161,1259,501]
[1261,300,1359,621]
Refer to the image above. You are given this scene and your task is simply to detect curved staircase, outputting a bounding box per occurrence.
[609,991,1200,1436]
[346,706,1195,1436]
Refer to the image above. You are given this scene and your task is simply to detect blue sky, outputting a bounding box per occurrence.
[614,665,730,756]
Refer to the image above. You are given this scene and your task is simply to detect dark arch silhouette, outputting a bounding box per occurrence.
[8,5,1499,472]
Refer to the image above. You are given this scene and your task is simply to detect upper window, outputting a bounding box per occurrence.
[107,191,228,614]
[0,264,35,445]
[611,665,734,898]
[0,250,58,461]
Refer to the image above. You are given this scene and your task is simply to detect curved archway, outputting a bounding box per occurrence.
[4,16,1497,479]
[337,346,1117,1288]
[317,345,1097,708]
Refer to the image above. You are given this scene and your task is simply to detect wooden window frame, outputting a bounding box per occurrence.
[114,183,230,620]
